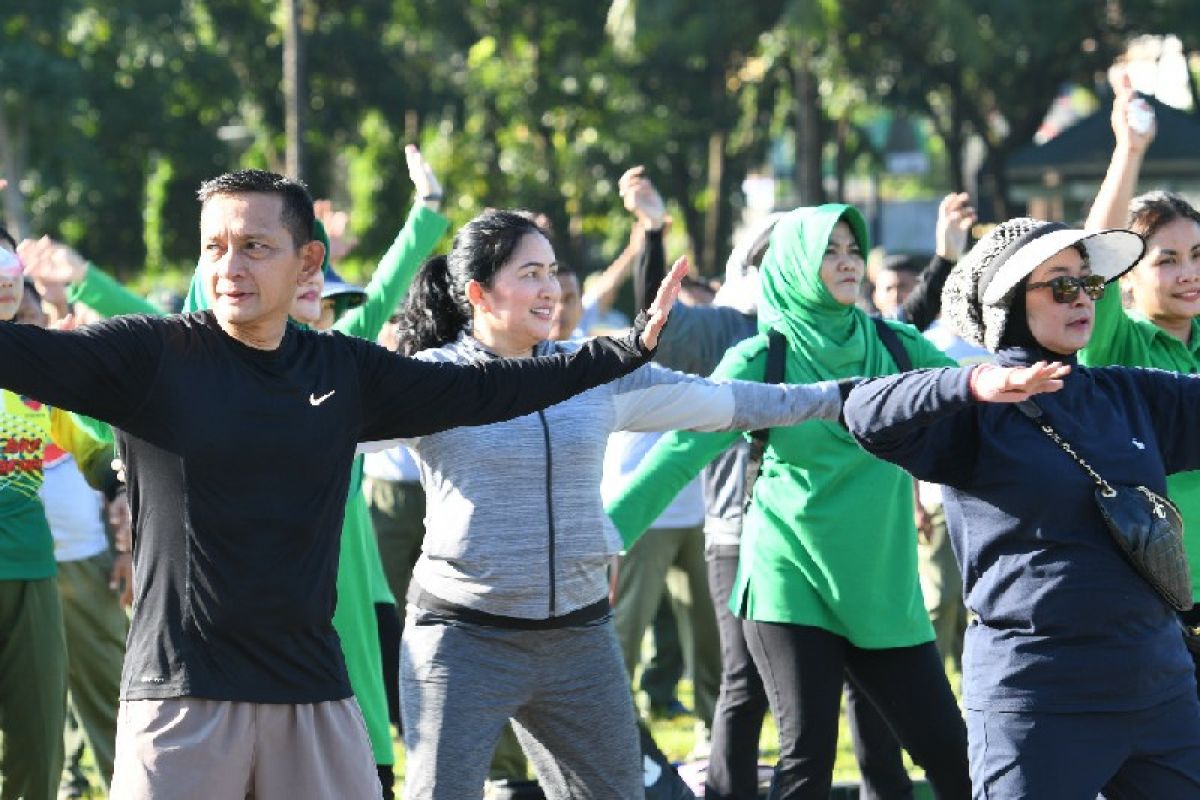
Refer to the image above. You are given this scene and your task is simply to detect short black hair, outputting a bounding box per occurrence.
[880,254,926,275]
[196,169,314,248]
[0,225,15,251]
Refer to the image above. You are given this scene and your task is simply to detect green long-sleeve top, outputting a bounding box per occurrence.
[606,327,953,649]
[1078,282,1200,600]
[67,263,163,318]
[331,204,448,342]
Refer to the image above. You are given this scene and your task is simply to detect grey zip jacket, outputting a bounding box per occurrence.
[369,332,843,620]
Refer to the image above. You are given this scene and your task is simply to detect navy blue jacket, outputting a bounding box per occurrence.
[844,346,1200,713]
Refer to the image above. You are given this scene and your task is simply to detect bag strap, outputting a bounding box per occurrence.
[743,330,787,511]
[872,316,912,372]
[743,320,909,511]
[1016,399,1117,497]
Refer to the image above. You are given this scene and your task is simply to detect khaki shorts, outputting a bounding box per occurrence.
[110,697,381,799]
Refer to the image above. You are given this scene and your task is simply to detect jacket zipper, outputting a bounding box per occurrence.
[538,410,556,616]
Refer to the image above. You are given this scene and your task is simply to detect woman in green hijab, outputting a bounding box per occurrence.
[606,204,971,798]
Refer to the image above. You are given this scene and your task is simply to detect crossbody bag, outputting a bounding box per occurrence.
[1015,399,1192,612]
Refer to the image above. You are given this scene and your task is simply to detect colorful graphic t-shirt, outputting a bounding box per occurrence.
[0,390,104,580]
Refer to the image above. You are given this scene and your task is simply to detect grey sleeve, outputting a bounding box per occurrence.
[611,364,843,433]
[727,379,844,431]
[653,303,755,376]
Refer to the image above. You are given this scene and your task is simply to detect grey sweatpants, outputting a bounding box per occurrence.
[400,608,642,800]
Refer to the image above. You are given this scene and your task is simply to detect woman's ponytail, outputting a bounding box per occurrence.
[396,255,469,356]
[395,209,548,356]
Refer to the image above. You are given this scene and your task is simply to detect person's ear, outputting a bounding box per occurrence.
[466,279,489,312]
[298,240,325,283]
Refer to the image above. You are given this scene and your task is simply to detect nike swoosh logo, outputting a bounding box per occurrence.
[309,390,336,406]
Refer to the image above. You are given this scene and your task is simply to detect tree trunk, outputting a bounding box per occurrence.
[0,104,29,239]
[668,151,702,267]
[702,129,726,275]
[792,48,824,205]
[947,78,967,193]
[834,116,849,200]
[282,0,306,181]
[982,147,1014,220]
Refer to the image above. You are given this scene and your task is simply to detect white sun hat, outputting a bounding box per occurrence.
[978,221,1145,306]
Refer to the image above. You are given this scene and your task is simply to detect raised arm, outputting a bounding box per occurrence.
[334,146,449,341]
[1078,75,1155,366]
[621,166,667,312]
[640,253,753,374]
[896,192,975,330]
[578,227,643,332]
[19,237,162,318]
[1085,72,1154,232]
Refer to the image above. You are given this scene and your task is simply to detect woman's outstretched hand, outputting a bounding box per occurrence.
[639,255,688,351]
[969,361,1071,403]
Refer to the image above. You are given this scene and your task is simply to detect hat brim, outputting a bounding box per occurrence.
[981,228,1145,306]
[321,280,367,308]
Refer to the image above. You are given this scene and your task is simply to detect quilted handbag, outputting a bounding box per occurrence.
[1017,401,1192,611]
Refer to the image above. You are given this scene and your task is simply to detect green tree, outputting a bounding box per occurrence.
[835,0,1134,216]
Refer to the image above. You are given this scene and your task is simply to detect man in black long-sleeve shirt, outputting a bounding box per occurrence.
[0,170,677,799]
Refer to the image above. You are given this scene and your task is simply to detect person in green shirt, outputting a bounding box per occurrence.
[1078,75,1200,666]
[0,231,113,800]
[606,203,971,799]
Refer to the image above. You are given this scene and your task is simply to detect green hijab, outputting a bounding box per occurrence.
[183,218,332,314]
[757,203,892,382]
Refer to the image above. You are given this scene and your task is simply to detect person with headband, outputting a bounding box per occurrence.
[844,218,1200,797]
[606,203,971,799]
[373,206,859,799]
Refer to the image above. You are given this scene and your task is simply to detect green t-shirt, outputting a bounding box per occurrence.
[0,393,107,580]
[1079,283,1200,600]
[608,324,954,648]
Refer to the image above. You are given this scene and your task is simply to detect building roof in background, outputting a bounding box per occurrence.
[1009,96,1200,181]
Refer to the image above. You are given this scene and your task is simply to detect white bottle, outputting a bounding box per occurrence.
[1127,97,1154,135]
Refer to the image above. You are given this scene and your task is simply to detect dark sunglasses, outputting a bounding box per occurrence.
[1025,274,1106,303]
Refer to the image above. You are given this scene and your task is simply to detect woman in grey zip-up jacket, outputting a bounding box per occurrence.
[380,210,846,800]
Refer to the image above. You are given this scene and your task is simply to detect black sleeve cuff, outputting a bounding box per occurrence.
[631,310,659,358]
[836,378,862,428]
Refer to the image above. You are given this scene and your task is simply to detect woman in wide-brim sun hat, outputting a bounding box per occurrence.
[845,217,1200,799]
